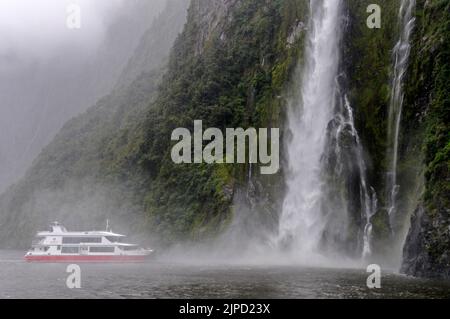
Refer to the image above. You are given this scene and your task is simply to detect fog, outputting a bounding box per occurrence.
[0,0,167,192]
[0,0,122,61]
[155,186,368,269]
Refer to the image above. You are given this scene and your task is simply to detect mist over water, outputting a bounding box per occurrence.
[2,250,450,299]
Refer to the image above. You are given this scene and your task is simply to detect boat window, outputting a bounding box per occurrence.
[61,247,79,254]
[121,246,138,251]
[89,246,115,253]
[105,236,123,243]
[62,237,102,244]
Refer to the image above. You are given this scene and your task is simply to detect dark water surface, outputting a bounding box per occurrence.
[1,250,449,299]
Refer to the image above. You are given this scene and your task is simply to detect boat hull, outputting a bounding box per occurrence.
[24,255,149,263]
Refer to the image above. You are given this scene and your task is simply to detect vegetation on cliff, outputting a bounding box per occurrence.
[401,0,450,278]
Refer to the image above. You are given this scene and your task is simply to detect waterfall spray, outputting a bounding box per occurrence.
[387,0,416,231]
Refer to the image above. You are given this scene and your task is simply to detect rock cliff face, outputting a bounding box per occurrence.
[400,0,450,279]
[117,0,190,88]
[188,0,239,55]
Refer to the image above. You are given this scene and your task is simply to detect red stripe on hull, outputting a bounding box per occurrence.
[24,255,147,263]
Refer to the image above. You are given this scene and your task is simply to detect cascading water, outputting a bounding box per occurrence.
[278,0,376,260]
[387,0,416,231]
[332,94,377,258]
[278,0,344,256]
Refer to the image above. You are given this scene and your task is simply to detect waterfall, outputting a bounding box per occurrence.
[387,0,416,231]
[330,93,378,258]
[346,96,378,258]
[278,0,377,260]
[278,0,344,256]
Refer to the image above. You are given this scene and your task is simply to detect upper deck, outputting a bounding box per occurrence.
[36,222,125,238]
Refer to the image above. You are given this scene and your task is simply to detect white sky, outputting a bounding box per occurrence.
[0,0,125,62]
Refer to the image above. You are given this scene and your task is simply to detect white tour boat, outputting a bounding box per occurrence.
[24,221,153,263]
